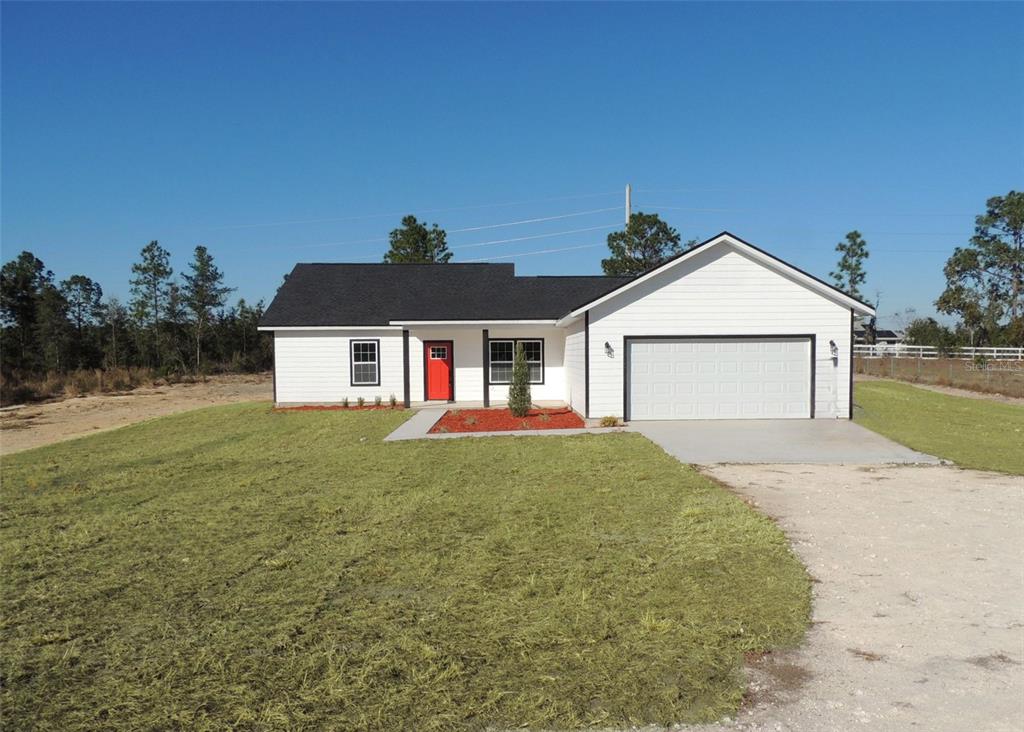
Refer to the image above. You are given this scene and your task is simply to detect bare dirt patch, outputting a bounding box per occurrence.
[847,648,887,662]
[0,374,271,455]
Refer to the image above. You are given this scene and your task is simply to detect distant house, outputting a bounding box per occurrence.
[854,326,902,345]
[259,232,875,420]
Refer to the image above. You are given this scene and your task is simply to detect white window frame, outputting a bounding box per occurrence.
[350,339,380,386]
[488,338,544,385]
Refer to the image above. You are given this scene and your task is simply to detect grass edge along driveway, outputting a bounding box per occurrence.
[854,379,1024,475]
[1,403,810,731]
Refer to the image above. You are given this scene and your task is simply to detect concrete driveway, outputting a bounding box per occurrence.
[629,419,938,465]
[690,463,1024,732]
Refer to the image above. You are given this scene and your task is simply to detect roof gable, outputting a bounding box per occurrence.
[567,231,876,317]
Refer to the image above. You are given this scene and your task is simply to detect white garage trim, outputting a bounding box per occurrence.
[623,334,816,421]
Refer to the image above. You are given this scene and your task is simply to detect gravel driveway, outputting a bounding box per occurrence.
[692,463,1024,732]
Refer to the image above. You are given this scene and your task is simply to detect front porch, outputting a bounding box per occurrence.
[404,324,568,406]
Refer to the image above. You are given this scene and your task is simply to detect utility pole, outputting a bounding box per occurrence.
[625,183,631,225]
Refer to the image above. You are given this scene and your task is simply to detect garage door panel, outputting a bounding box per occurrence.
[676,362,696,376]
[742,402,762,417]
[628,337,811,420]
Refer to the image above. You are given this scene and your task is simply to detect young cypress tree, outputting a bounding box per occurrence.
[507,341,532,417]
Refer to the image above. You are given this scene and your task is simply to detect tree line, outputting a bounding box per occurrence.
[3,189,1019,402]
[1,242,271,401]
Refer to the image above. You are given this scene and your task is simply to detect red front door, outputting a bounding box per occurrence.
[425,341,453,400]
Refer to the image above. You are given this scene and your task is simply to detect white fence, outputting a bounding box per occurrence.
[854,344,1024,361]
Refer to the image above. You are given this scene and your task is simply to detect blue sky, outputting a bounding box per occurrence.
[2,2,1021,327]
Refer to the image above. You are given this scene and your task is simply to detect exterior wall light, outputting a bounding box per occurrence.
[829,339,839,365]
[605,341,614,357]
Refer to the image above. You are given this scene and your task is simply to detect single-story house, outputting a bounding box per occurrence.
[854,326,903,345]
[258,231,875,420]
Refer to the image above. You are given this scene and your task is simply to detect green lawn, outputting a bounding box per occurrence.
[1,404,810,730]
[855,380,1024,474]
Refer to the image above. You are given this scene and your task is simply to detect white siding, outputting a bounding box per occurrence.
[587,244,853,419]
[274,330,403,404]
[564,318,586,415]
[273,326,570,405]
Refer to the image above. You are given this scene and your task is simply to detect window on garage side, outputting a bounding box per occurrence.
[489,338,543,384]
[350,340,380,386]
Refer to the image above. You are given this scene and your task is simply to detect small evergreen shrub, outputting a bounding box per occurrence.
[507,342,532,417]
[374,395,382,406]
[356,397,365,407]
[342,396,349,408]
[389,394,398,407]
[599,415,620,427]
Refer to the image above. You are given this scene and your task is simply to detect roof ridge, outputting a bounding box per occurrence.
[517,274,631,279]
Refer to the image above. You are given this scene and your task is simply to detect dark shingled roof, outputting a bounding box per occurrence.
[259,263,634,327]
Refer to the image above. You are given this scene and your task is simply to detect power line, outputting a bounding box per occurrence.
[448,207,619,233]
[463,243,604,262]
[209,190,621,231]
[272,221,620,251]
[639,202,974,219]
[636,203,748,213]
[451,224,618,250]
[633,186,767,194]
[280,235,388,250]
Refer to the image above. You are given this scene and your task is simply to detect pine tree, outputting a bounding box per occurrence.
[601,212,687,276]
[507,342,532,417]
[830,231,869,300]
[129,241,173,367]
[937,191,1024,343]
[383,215,452,263]
[0,251,54,370]
[182,246,234,373]
[60,275,104,368]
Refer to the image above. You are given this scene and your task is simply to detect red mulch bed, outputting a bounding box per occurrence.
[429,407,584,433]
[274,405,404,412]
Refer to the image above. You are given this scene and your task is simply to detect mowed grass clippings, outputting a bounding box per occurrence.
[855,380,1024,475]
[1,404,810,730]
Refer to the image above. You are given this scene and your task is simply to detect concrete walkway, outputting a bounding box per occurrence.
[382,408,623,442]
[382,408,449,441]
[632,419,939,465]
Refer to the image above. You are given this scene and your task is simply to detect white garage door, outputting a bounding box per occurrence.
[627,337,812,420]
